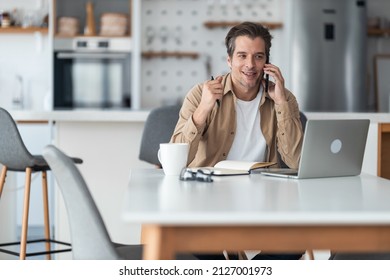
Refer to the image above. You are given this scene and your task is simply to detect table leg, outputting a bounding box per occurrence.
[141,225,175,260]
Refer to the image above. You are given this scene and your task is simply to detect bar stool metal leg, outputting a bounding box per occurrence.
[20,167,32,260]
[42,171,52,260]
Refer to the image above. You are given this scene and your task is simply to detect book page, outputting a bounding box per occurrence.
[214,160,274,171]
[188,161,275,176]
[210,167,249,175]
[188,166,249,176]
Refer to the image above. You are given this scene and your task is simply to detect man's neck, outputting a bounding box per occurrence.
[233,83,261,101]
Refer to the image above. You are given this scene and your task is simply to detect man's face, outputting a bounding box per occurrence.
[227,36,267,93]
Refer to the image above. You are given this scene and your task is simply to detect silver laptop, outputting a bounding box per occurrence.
[261,119,370,179]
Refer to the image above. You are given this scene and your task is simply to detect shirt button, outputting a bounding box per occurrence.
[278,111,281,114]
[230,131,234,135]
[223,153,226,157]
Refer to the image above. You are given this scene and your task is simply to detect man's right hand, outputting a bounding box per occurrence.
[193,76,223,126]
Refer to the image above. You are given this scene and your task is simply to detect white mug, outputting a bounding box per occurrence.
[158,143,189,176]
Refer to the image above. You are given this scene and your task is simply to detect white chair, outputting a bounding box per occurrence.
[42,144,142,259]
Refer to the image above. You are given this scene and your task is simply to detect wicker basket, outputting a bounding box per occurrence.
[58,17,79,36]
[100,13,129,36]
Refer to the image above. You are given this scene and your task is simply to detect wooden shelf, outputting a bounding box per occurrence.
[368,28,390,37]
[142,51,199,59]
[54,34,130,38]
[0,27,48,34]
[204,21,283,30]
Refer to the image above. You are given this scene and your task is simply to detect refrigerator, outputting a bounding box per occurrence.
[289,0,367,112]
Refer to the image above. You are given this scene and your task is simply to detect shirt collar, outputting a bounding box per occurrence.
[223,73,270,102]
[222,73,234,96]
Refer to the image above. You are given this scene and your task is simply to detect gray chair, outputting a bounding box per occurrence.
[42,144,143,260]
[0,107,81,259]
[139,104,181,167]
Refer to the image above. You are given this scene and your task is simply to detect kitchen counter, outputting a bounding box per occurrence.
[306,112,390,123]
[9,109,150,123]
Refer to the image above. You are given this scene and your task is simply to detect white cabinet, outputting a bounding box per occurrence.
[53,119,150,259]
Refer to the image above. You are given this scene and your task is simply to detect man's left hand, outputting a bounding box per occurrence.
[263,64,287,105]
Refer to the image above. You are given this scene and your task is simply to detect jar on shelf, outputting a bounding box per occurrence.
[1,11,11,27]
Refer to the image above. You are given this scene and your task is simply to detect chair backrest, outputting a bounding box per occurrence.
[0,107,35,171]
[42,145,121,260]
[278,111,307,168]
[139,104,181,166]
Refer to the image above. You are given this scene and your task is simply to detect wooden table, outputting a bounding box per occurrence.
[122,169,390,259]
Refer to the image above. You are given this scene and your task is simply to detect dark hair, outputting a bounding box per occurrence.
[225,21,272,58]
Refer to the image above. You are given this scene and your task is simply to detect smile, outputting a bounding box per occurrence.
[242,72,257,78]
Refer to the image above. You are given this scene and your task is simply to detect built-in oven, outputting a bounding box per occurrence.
[53,37,131,109]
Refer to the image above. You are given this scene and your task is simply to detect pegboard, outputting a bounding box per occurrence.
[140,0,283,108]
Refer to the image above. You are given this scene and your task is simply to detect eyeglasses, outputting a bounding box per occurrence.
[179,168,214,183]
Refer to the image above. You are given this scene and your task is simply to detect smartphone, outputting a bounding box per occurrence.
[265,56,269,93]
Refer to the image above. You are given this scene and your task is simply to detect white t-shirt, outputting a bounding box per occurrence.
[226,88,266,161]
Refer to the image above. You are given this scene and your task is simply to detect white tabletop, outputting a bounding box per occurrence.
[122,169,390,225]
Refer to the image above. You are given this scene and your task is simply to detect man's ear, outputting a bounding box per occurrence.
[227,56,232,69]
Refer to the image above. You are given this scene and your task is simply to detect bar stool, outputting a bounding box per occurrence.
[0,107,82,259]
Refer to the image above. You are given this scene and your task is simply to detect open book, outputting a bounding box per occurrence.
[192,160,276,176]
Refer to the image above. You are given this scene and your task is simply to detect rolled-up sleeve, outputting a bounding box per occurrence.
[170,84,207,164]
[274,92,303,169]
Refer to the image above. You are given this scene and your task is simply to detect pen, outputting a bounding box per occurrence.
[211,76,220,107]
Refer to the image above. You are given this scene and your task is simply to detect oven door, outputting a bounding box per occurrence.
[54,52,131,109]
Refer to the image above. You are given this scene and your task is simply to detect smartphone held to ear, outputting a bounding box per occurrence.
[265,56,269,94]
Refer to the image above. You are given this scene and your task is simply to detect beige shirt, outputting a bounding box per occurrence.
[170,73,303,169]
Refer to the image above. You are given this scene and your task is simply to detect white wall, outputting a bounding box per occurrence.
[137,0,288,108]
[3,0,388,112]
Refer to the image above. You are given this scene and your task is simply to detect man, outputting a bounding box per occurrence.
[170,22,304,260]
